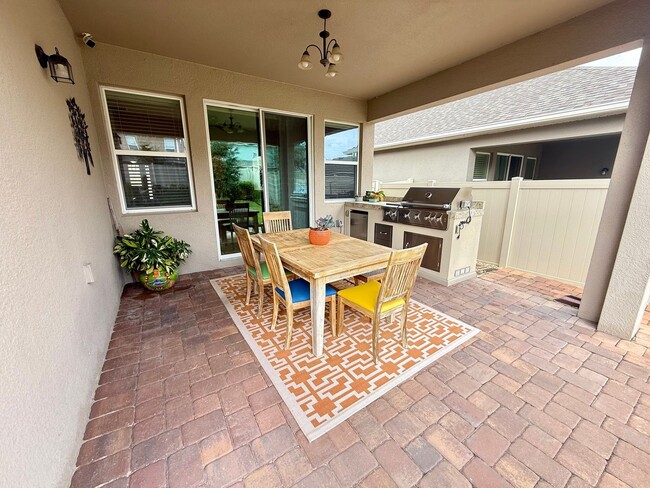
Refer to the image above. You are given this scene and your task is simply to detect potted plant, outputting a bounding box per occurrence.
[113,219,192,291]
[309,214,334,245]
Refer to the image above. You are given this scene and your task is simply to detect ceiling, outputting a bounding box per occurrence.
[58,0,616,100]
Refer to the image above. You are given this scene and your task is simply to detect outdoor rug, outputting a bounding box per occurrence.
[211,275,479,441]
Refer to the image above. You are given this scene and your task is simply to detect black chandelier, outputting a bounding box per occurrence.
[218,114,244,134]
[298,9,343,78]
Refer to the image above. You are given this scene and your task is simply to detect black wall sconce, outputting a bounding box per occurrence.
[35,44,74,84]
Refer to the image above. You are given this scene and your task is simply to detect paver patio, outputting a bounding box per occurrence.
[72,267,650,487]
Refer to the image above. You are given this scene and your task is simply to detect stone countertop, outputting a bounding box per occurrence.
[344,201,387,211]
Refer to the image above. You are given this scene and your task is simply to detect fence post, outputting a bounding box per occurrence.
[498,177,523,267]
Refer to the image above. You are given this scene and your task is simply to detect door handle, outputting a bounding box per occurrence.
[405,242,410,248]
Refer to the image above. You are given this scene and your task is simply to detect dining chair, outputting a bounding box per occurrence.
[233,224,269,318]
[336,243,427,363]
[259,236,337,349]
[263,211,292,233]
[229,202,252,237]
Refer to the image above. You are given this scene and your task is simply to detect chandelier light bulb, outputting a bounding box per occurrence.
[325,63,338,78]
[298,51,313,70]
[329,43,343,64]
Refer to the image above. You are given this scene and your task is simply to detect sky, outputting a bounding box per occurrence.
[584,47,642,67]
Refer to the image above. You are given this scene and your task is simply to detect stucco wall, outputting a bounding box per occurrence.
[373,115,624,183]
[0,1,124,486]
[81,44,369,273]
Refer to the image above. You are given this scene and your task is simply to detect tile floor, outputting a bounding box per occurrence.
[71,267,650,488]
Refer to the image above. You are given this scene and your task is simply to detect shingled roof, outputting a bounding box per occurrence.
[375,66,636,148]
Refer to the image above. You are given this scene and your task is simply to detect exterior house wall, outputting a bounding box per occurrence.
[373,115,625,183]
[81,44,369,273]
[0,0,124,486]
[537,134,621,179]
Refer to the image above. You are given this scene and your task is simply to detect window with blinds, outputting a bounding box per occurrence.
[473,152,490,181]
[324,122,359,200]
[102,88,195,212]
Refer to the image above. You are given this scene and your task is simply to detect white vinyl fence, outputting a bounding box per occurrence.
[380,178,610,286]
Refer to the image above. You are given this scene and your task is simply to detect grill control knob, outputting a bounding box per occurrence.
[403,211,410,219]
[413,211,421,220]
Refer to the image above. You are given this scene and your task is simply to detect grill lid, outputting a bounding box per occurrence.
[401,187,461,207]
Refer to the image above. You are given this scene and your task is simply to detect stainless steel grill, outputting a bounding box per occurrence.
[382,187,469,230]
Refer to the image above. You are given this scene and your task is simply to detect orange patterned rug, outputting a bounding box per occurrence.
[211,275,479,441]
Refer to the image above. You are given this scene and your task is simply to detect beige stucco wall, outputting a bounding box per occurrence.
[373,115,624,183]
[81,44,369,273]
[0,1,124,486]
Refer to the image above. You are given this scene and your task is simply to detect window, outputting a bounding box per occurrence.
[473,152,490,181]
[524,157,537,179]
[324,122,359,200]
[494,153,525,181]
[102,88,195,212]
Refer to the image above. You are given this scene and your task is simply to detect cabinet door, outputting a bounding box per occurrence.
[403,232,443,272]
[374,223,393,248]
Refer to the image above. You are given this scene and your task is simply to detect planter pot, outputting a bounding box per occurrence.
[309,228,331,246]
[140,268,178,291]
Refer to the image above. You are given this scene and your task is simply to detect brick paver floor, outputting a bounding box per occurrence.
[71,267,650,487]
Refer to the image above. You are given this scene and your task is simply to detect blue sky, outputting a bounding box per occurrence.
[585,48,641,67]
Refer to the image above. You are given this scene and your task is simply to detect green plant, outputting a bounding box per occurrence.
[113,219,192,274]
[211,141,241,202]
[238,181,255,201]
[313,214,334,231]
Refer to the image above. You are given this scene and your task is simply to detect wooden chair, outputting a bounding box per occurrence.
[263,211,292,233]
[259,236,337,349]
[353,269,385,286]
[233,224,269,318]
[337,244,427,363]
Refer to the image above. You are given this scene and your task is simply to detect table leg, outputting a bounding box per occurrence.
[310,277,326,357]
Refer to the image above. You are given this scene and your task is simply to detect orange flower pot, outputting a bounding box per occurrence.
[309,228,331,245]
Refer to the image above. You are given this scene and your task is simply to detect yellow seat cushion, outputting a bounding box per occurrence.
[338,281,405,314]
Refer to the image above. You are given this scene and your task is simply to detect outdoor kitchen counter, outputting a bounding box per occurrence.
[343,201,391,211]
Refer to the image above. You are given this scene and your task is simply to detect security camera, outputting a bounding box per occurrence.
[81,33,96,48]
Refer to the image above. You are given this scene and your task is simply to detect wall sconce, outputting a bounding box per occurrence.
[35,45,75,84]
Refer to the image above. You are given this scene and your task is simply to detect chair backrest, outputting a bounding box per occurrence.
[259,236,292,302]
[230,202,250,228]
[376,244,428,313]
[263,211,292,233]
[232,224,261,276]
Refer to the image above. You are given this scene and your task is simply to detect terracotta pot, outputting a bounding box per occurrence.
[309,228,331,246]
[140,268,178,291]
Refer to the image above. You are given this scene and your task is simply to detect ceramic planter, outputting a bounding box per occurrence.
[140,268,178,291]
[309,228,331,245]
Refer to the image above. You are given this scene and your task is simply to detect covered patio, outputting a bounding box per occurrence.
[72,267,650,487]
[3,0,650,487]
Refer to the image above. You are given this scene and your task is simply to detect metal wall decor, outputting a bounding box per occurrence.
[66,98,94,175]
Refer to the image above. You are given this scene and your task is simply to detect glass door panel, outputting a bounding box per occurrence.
[206,106,263,256]
[263,112,310,229]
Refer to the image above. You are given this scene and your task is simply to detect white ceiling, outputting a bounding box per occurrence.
[58,0,615,100]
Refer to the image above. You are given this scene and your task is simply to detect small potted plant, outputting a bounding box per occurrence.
[309,214,334,245]
[113,219,192,291]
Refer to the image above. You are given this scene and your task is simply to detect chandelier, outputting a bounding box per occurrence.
[218,114,244,134]
[298,9,343,78]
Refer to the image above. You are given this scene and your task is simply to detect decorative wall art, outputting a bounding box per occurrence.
[66,97,94,175]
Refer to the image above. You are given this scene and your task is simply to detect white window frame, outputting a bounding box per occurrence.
[472,151,491,181]
[495,152,525,181]
[524,157,537,179]
[100,86,197,214]
[324,120,360,202]
[202,98,315,262]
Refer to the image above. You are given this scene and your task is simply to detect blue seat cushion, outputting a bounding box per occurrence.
[276,278,337,303]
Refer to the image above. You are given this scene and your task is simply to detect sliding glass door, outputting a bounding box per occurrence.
[205,103,311,257]
[264,112,309,229]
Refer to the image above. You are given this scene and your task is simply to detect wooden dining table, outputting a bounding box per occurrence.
[250,229,392,357]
